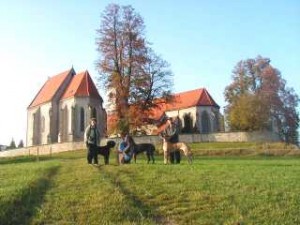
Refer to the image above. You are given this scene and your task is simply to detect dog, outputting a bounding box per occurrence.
[161,137,192,164]
[127,136,155,164]
[96,140,116,165]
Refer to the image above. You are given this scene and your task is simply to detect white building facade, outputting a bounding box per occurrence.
[27,68,106,146]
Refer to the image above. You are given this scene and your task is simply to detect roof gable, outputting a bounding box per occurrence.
[28,68,75,108]
[169,88,219,109]
[61,70,102,101]
[149,88,219,120]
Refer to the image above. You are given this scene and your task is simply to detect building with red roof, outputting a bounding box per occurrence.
[107,88,223,135]
[27,68,106,146]
[147,88,222,134]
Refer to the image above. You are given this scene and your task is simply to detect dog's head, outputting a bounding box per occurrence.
[96,140,116,156]
[107,140,116,148]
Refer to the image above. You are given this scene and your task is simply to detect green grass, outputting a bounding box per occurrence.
[0,146,300,225]
[156,141,300,156]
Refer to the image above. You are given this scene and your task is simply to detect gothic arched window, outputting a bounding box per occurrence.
[80,107,85,132]
[41,116,45,133]
[182,113,193,133]
[201,111,211,133]
[91,107,97,119]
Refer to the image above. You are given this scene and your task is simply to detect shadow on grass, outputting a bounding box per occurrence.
[98,167,170,224]
[0,151,85,165]
[0,165,60,225]
[0,156,65,165]
[0,156,41,165]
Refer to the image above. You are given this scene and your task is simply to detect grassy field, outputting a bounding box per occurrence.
[0,143,300,225]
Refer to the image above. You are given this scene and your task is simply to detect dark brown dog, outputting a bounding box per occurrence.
[96,140,116,165]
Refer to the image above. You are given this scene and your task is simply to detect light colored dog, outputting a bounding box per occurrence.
[162,138,193,164]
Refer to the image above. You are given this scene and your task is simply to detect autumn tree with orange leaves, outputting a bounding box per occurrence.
[224,56,299,144]
[96,4,173,134]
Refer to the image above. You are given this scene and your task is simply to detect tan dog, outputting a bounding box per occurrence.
[162,138,193,164]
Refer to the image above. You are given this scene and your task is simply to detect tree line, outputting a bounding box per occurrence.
[95,4,299,144]
[5,139,24,150]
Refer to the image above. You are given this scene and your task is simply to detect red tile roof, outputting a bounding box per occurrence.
[61,70,102,101]
[149,88,219,120]
[28,69,75,108]
[106,88,220,125]
[28,69,102,109]
[173,88,219,108]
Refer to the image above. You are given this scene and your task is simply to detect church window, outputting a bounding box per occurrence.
[41,116,45,133]
[80,108,85,132]
[201,111,211,133]
[91,107,97,119]
[182,113,193,133]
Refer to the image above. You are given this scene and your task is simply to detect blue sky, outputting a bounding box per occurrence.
[0,0,299,145]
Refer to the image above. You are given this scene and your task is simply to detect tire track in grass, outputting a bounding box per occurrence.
[97,166,176,225]
[0,165,60,225]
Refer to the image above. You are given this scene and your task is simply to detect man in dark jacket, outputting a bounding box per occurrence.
[161,117,181,164]
[84,118,100,165]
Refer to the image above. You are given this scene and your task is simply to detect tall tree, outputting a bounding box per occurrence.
[8,138,16,149]
[224,56,299,144]
[96,4,146,122]
[18,140,24,148]
[96,4,173,133]
[130,48,173,107]
[127,48,173,131]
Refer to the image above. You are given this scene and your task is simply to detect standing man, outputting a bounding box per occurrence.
[161,117,181,164]
[84,118,100,165]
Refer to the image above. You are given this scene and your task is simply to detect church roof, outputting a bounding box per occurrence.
[28,68,102,109]
[28,68,75,108]
[61,70,102,102]
[170,88,219,109]
[107,88,220,125]
[149,88,219,120]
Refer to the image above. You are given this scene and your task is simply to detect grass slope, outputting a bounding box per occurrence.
[0,144,300,225]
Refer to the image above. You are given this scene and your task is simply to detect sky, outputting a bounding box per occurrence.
[0,0,299,146]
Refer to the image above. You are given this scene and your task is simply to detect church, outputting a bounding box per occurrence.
[150,88,223,134]
[27,68,223,146]
[107,88,223,135]
[27,68,106,147]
